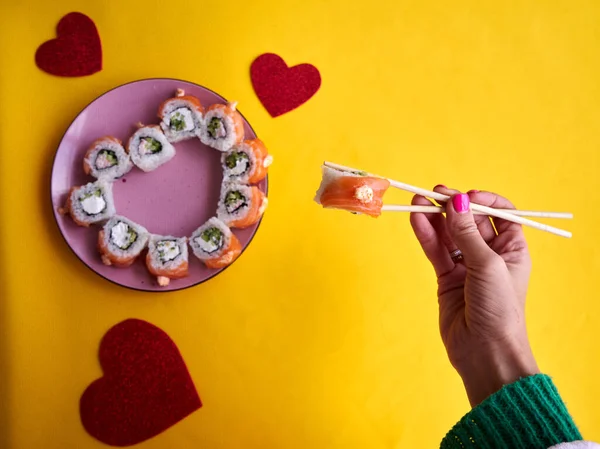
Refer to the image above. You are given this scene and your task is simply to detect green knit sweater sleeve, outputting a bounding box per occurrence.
[441,374,582,449]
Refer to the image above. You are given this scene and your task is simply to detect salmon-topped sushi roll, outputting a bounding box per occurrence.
[222,138,273,184]
[98,216,149,267]
[146,235,189,287]
[83,136,133,181]
[127,124,176,172]
[59,181,116,227]
[217,182,267,229]
[314,165,390,218]
[189,218,242,269]
[199,102,244,152]
[158,89,204,143]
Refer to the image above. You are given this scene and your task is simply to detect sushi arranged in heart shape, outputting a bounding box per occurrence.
[59,88,272,287]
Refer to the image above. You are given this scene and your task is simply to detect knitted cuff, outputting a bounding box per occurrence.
[441,374,582,449]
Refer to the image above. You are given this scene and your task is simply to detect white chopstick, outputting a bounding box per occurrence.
[324,161,572,238]
[381,205,573,219]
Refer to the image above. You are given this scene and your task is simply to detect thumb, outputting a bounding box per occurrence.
[446,193,496,267]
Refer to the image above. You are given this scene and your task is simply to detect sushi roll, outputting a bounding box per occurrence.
[127,124,176,172]
[146,235,189,286]
[98,216,149,267]
[199,102,244,152]
[158,89,204,143]
[59,181,116,227]
[83,136,133,181]
[222,138,273,184]
[314,165,390,218]
[189,218,242,269]
[217,182,268,229]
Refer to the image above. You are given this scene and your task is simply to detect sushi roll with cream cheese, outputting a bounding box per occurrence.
[146,235,189,286]
[83,136,133,181]
[127,124,176,172]
[60,181,116,227]
[222,138,272,184]
[217,182,267,229]
[158,89,204,143]
[199,102,244,152]
[98,216,149,267]
[189,218,242,269]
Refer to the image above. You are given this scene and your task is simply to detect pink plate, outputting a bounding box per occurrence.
[51,79,267,292]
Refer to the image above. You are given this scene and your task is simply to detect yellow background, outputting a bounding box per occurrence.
[1,0,599,447]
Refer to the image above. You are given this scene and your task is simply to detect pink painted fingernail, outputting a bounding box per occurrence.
[468,189,479,194]
[435,184,447,189]
[453,194,470,213]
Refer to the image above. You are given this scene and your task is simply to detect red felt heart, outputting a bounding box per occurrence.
[251,53,321,117]
[35,12,102,77]
[80,319,201,446]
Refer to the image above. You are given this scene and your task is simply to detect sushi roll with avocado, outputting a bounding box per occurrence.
[146,235,189,287]
[217,182,268,229]
[83,136,133,181]
[189,218,242,269]
[60,181,116,227]
[127,124,175,172]
[222,138,272,185]
[98,216,149,267]
[199,102,245,152]
[158,89,204,143]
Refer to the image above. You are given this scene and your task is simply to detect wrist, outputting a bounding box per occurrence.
[457,338,540,407]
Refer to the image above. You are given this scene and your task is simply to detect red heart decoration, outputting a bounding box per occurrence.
[35,12,102,77]
[80,319,201,446]
[251,53,321,117]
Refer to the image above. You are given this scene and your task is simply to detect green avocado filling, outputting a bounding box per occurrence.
[170,112,186,131]
[224,190,247,213]
[141,137,162,154]
[225,190,244,205]
[225,151,250,171]
[81,189,102,200]
[207,117,223,139]
[352,170,368,176]
[96,149,118,169]
[123,229,137,249]
[201,227,223,248]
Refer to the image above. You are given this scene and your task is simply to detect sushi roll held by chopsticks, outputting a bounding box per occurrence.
[314,165,391,217]
[59,181,116,227]
[158,89,204,143]
[199,102,244,152]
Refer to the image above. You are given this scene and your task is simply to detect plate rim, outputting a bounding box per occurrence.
[50,77,268,293]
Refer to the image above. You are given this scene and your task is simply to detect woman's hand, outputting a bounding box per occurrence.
[410,186,540,406]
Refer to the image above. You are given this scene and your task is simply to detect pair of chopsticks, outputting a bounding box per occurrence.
[324,161,573,238]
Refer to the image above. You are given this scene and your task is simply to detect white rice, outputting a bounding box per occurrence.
[189,217,233,263]
[128,126,176,172]
[147,235,188,271]
[221,143,257,184]
[314,165,363,204]
[217,182,255,225]
[69,181,116,225]
[160,100,203,143]
[83,137,133,181]
[198,107,239,152]
[100,216,149,259]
